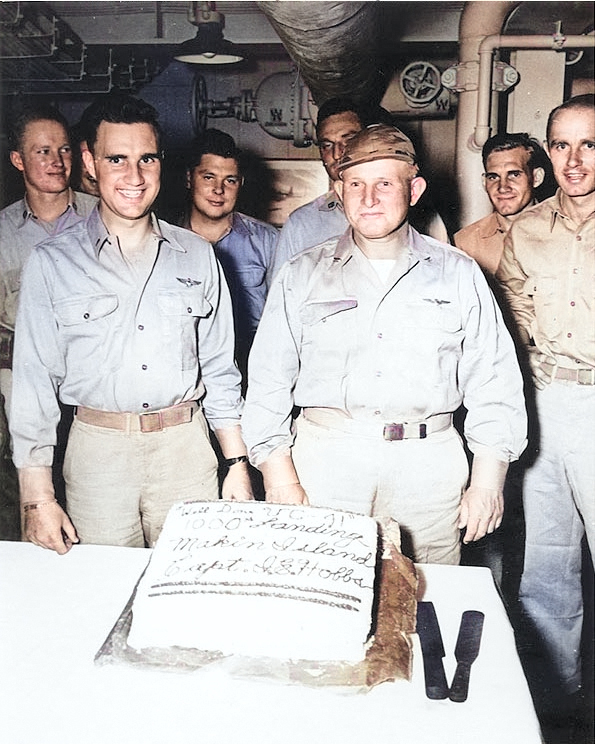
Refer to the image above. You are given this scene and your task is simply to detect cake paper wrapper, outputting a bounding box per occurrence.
[95,516,417,691]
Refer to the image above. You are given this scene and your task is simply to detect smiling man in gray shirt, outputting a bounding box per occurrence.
[10,94,252,554]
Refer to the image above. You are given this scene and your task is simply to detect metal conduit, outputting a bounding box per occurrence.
[256,1,384,106]
[474,32,595,147]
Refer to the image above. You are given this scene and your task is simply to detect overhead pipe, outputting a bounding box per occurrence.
[474,31,595,147]
[256,1,384,106]
[455,2,518,228]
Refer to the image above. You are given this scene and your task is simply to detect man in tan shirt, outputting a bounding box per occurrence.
[497,94,594,722]
[454,132,550,274]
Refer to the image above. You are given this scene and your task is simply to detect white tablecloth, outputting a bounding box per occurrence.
[0,542,542,743]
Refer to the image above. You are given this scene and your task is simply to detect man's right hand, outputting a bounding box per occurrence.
[527,347,556,390]
[18,466,78,554]
[23,501,79,554]
[266,483,309,505]
[259,454,309,505]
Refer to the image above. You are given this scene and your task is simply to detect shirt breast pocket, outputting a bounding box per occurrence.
[54,294,118,329]
[158,289,212,370]
[235,266,266,288]
[54,294,119,370]
[299,299,357,379]
[398,301,463,358]
[523,275,559,336]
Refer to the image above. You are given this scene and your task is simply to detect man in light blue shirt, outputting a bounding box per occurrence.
[184,129,278,383]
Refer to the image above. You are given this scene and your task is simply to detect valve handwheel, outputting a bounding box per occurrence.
[399,61,442,106]
[192,73,209,134]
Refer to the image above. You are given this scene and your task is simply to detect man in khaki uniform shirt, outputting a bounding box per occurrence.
[455,132,550,274]
[497,94,595,720]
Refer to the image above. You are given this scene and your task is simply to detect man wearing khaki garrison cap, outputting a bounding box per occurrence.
[242,124,527,564]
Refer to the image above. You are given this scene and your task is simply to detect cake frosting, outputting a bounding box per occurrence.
[127,500,379,662]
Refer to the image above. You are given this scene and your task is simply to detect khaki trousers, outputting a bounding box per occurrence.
[291,414,469,565]
[64,408,218,547]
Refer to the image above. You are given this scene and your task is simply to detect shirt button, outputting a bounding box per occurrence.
[570,301,575,307]
[187,307,192,313]
[141,364,148,370]
[377,332,383,339]
[142,402,149,409]
[375,371,382,378]
[138,324,144,331]
[573,268,579,274]
[374,410,381,416]
[567,332,572,338]
[83,312,90,320]
[576,235,582,241]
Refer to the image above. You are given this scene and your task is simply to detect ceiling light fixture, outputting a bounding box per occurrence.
[175,2,244,65]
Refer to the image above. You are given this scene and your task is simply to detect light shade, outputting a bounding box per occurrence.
[175,4,244,65]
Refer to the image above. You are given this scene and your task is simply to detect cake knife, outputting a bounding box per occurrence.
[416,601,449,700]
[449,610,485,703]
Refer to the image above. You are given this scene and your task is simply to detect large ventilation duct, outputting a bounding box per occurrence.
[256,1,384,106]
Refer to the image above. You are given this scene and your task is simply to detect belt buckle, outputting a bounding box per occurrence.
[578,369,595,385]
[383,423,404,441]
[140,410,163,432]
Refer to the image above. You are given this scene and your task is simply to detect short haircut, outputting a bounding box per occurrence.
[187,129,240,172]
[315,98,368,136]
[8,101,70,152]
[482,132,548,173]
[546,93,595,142]
[80,94,162,154]
[315,98,394,139]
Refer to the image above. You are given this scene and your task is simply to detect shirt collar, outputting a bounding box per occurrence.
[70,190,88,214]
[471,211,506,239]
[228,211,247,236]
[331,223,423,265]
[331,229,357,263]
[320,190,343,213]
[548,188,595,231]
[88,208,170,258]
[19,188,77,226]
[183,212,239,242]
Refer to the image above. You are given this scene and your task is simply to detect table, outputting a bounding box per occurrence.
[0,542,543,744]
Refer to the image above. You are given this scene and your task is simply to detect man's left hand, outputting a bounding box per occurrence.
[458,485,503,543]
[221,463,254,501]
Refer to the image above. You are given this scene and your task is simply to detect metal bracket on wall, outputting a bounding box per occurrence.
[441,60,519,93]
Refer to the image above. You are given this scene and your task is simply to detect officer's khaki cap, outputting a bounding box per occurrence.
[337,124,417,174]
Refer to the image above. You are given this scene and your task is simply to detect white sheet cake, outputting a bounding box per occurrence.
[127,500,379,662]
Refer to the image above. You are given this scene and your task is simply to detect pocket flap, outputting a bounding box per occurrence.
[158,289,212,317]
[523,275,556,297]
[54,294,118,326]
[299,298,358,325]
